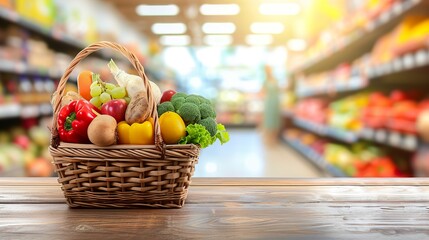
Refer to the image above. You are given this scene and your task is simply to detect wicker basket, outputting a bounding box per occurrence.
[49,41,200,208]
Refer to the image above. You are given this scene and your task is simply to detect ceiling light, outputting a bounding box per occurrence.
[200,4,240,15]
[204,35,233,46]
[287,38,307,51]
[151,23,186,34]
[136,4,179,16]
[160,35,190,46]
[259,3,301,15]
[246,34,273,45]
[251,22,284,34]
[202,23,236,34]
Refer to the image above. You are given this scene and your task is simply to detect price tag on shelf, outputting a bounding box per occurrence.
[393,58,403,73]
[392,1,403,15]
[402,54,415,69]
[381,64,389,75]
[21,105,40,118]
[361,128,374,139]
[414,50,428,66]
[403,134,418,151]
[388,132,401,146]
[0,104,21,119]
[366,67,374,79]
[366,21,376,32]
[348,76,364,89]
[403,0,416,10]
[14,62,26,73]
[379,10,390,25]
[375,130,387,143]
[384,62,393,75]
[39,104,53,115]
[0,8,19,21]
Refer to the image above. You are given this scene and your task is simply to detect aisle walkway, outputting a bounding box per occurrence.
[194,128,326,178]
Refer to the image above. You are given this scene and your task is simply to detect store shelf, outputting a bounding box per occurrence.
[0,8,116,60]
[297,75,367,98]
[291,0,425,75]
[293,118,359,143]
[0,59,75,80]
[366,48,429,79]
[293,118,327,136]
[0,103,52,119]
[282,136,348,177]
[360,128,419,151]
[297,47,429,98]
[292,117,419,151]
[0,103,21,119]
[223,123,258,128]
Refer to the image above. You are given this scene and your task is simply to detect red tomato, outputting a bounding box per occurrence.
[160,90,176,103]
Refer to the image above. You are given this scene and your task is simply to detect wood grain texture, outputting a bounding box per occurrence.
[1,178,429,239]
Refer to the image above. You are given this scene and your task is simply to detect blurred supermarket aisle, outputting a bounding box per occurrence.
[194,128,325,178]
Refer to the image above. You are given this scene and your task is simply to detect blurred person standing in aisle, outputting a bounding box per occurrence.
[261,65,281,146]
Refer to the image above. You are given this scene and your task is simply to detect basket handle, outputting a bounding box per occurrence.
[50,41,163,149]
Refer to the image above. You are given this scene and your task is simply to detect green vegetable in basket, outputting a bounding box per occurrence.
[199,103,216,119]
[213,123,229,145]
[179,123,230,148]
[171,92,187,101]
[185,95,201,105]
[198,117,217,136]
[177,102,201,125]
[158,92,227,147]
[171,97,185,111]
[179,123,212,148]
[157,102,175,116]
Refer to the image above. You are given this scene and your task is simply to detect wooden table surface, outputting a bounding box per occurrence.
[1,177,429,240]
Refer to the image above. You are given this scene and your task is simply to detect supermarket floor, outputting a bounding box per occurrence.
[194,128,327,178]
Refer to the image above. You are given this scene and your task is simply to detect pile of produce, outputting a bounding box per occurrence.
[53,60,229,148]
[284,128,411,177]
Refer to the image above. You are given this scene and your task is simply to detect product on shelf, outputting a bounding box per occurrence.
[328,93,369,132]
[0,118,53,177]
[284,127,412,177]
[392,15,429,55]
[361,90,429,134]
[295,98,327,124]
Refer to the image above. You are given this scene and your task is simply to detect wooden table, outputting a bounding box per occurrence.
[1,178,429,239]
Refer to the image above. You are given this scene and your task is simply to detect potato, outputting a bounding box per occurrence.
[88,115,117,146]
[125,92,152,124]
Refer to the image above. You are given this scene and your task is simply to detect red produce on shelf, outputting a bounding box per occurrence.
[355,157,400,177]
[368,92,391,107]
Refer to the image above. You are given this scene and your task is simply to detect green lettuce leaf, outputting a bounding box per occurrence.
[179,123,230,148]
[179,124,212,148]
[212,123,229,145]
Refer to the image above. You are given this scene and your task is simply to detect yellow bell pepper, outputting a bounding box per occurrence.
[117,120,154,145]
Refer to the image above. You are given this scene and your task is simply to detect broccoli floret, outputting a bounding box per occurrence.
[198,96,211,105]
[192,94,211,105]
[171,97,185,112]
[185,95,201,105]
[177,102,201,125]
[199,103,216,119]
[157,102,174,116]
[171,92,187,101]
[198,117,217,136]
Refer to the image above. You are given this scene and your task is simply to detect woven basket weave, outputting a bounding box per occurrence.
[49,41,200,208]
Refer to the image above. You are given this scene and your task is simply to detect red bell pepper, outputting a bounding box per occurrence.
[57,99,99,143]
